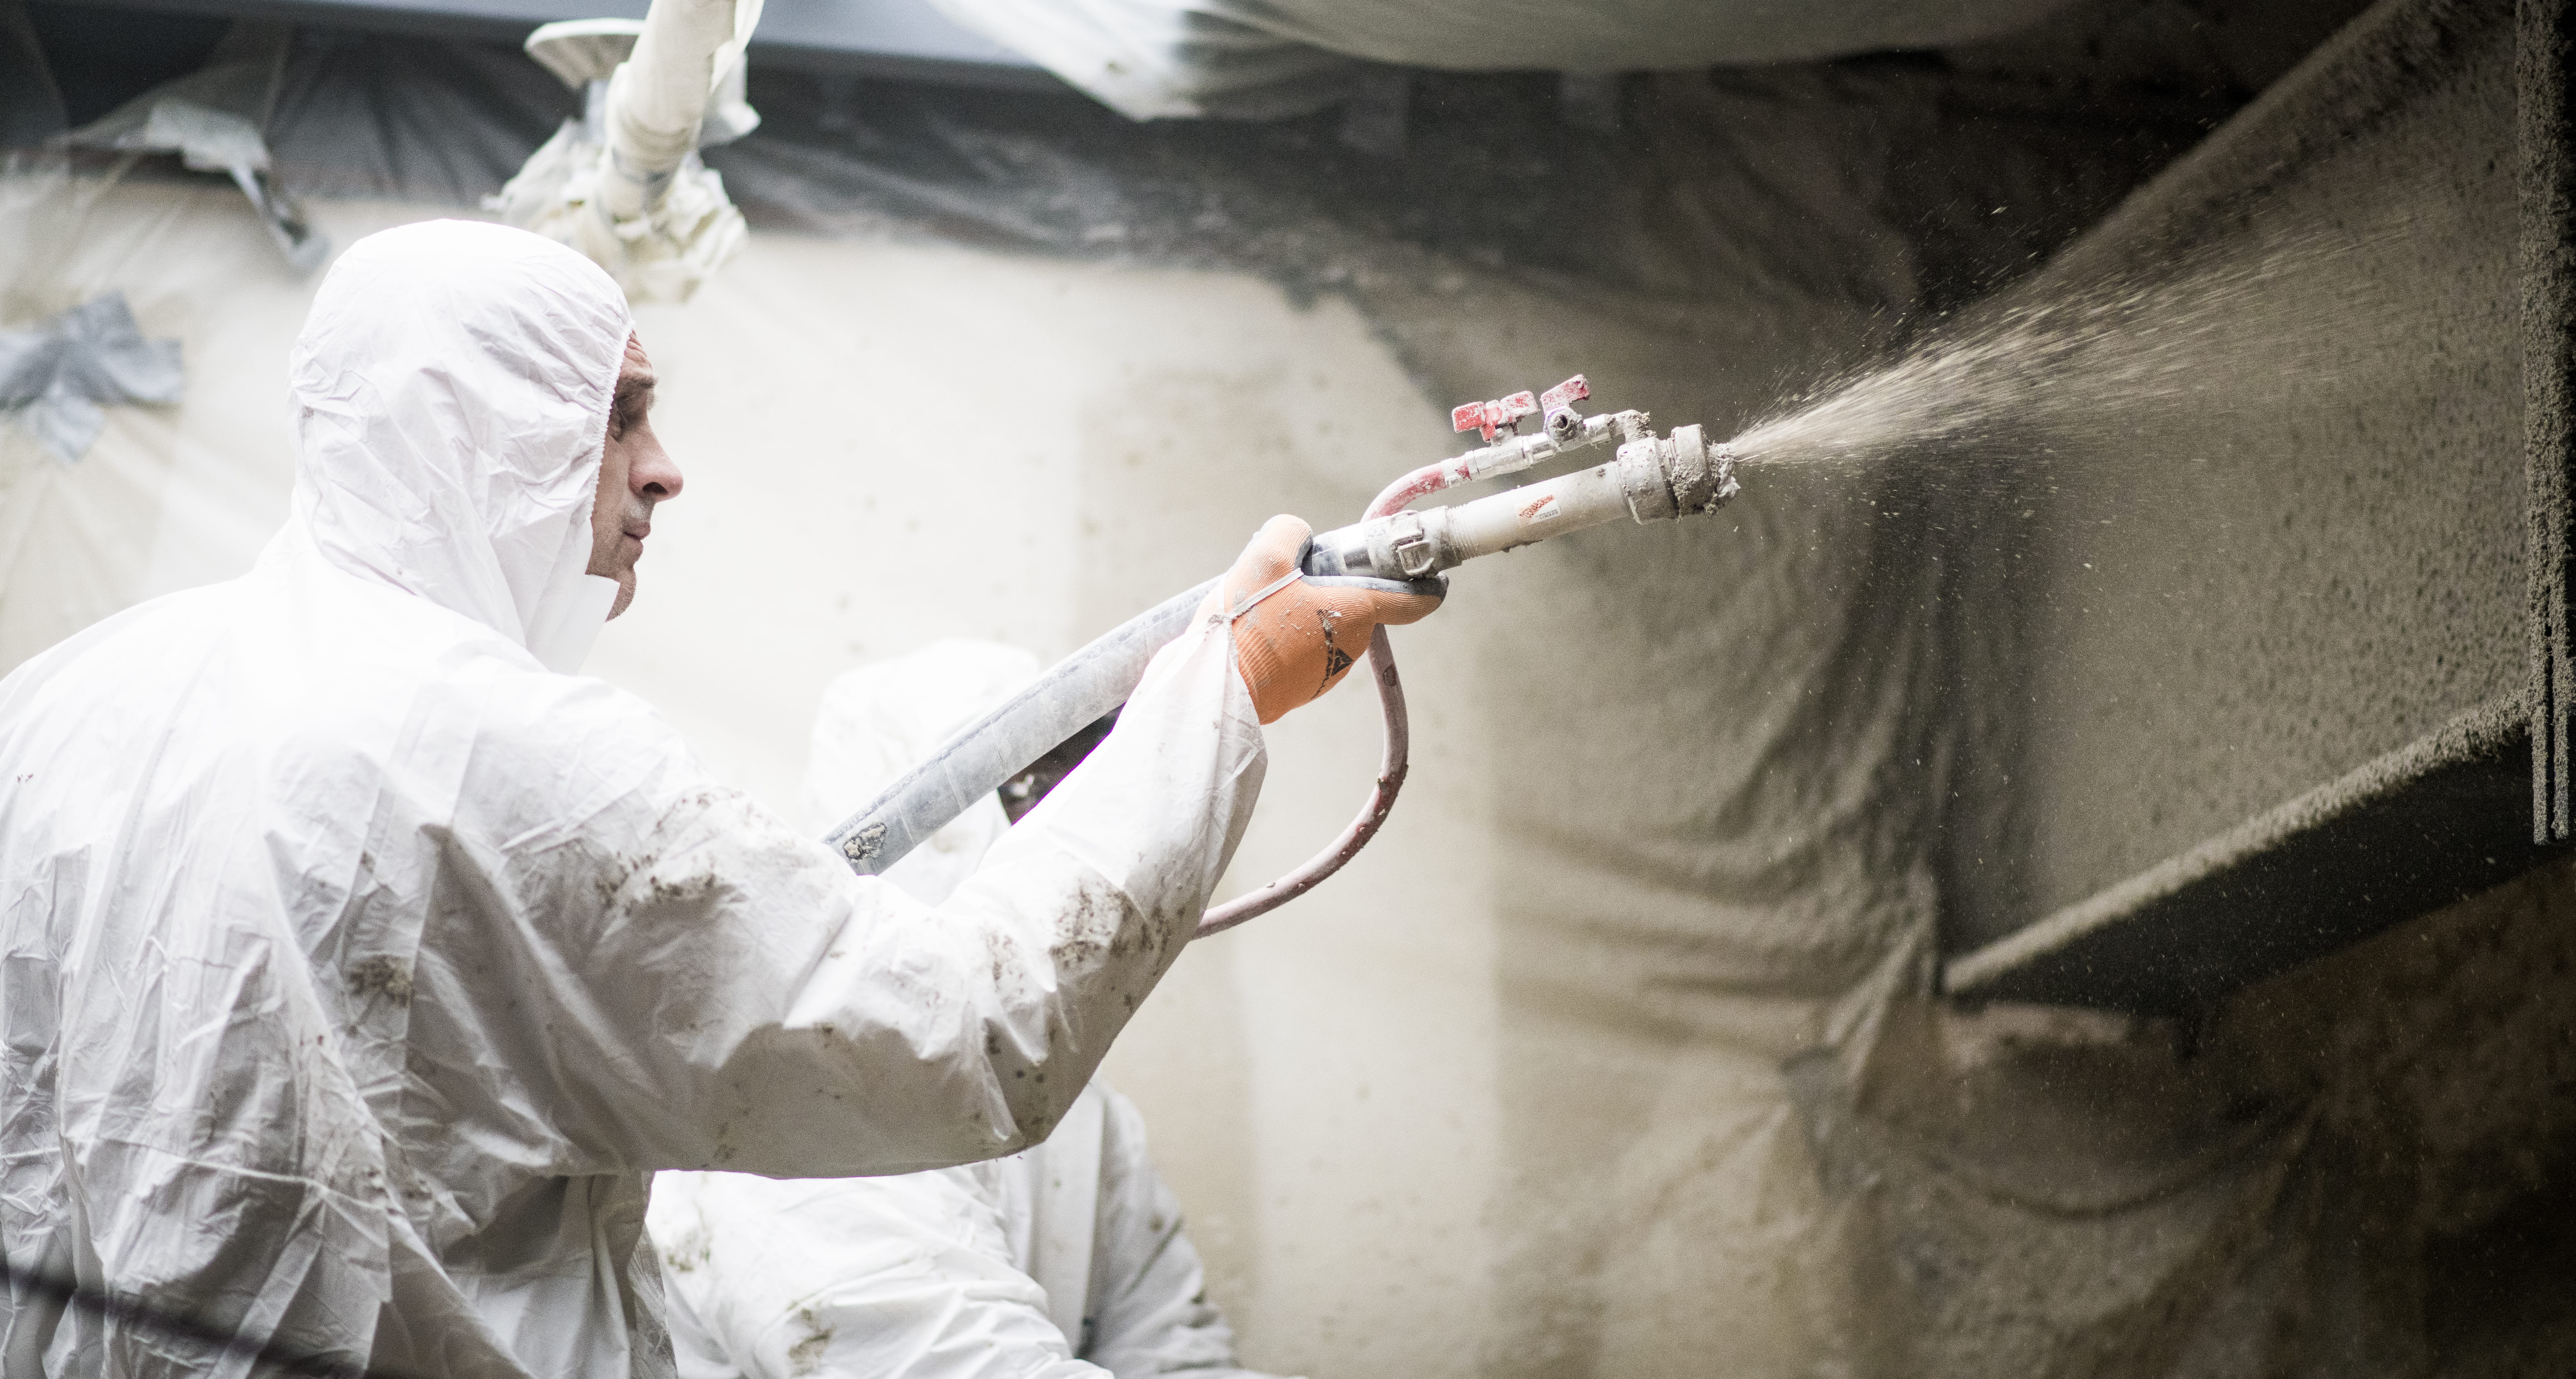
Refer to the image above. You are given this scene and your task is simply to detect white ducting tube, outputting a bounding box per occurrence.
[488,0,763,302]
[601,0,742,218]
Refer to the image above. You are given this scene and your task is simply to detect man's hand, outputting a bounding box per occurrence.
[1205,515,1444,725]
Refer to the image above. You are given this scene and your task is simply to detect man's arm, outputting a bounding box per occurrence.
[407,614,1262,1187]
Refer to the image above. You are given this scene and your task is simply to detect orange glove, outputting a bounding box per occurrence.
[1204,515,1445,724]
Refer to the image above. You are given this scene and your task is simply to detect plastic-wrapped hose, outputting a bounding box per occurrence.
[824,578,1214,878]
[826,472,1442,938]
[600,0,754,217]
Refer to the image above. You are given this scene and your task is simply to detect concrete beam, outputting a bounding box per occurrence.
[1941,0,2573,1011]
[1945,697,2569,1012]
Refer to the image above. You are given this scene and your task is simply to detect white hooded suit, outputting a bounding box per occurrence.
[0,222,1266,1379]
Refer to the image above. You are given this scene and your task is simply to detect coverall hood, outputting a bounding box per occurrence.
[286,219,631,670]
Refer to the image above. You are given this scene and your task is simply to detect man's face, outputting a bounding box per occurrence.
[589,333,683,619]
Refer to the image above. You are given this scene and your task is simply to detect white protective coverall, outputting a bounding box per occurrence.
[0,221,1265,1379]
[651,642,1282,1379]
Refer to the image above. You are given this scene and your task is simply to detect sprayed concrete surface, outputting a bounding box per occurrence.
[1740,0,2528,950]
[2002,0,2524,938]
[1784,854,2576,1376]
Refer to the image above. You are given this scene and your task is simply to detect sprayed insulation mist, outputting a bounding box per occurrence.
[1726,224,2419,482]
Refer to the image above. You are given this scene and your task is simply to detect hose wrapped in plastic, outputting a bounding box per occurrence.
[827,479,1427,938]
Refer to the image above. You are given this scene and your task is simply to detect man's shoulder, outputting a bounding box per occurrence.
[3,570,678,773]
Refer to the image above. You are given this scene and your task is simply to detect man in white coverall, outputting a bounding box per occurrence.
[0,221,1436,1378]
[650,642,1285,1379]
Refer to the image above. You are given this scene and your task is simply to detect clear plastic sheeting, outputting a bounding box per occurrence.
[0,291,181,461]
[0,160,325,676]
[266,34,577,207]
[920,0,1371,120]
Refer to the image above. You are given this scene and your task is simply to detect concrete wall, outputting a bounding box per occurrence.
[1927,0,2530,945]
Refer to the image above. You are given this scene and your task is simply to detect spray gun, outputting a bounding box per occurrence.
[1307,376,1738,582]
[827,376,1739,931]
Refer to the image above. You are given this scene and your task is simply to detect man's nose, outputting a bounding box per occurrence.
[634,440,683,503]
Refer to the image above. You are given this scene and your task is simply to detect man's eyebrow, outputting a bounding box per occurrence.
[615,373,658,406]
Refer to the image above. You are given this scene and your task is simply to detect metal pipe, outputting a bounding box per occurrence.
[1364,408,1642,517]
[1308,426,1736,581]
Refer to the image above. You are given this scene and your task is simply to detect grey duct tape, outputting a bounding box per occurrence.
[0,293,183,463]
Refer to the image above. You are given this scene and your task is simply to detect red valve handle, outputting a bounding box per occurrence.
[1450,390,1538,442]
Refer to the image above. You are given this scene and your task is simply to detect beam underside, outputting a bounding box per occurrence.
[1946,702,2565,1013]
[1951,0,2572,1013]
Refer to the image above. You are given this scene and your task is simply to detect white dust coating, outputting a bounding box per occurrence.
[1726,222,2420,483]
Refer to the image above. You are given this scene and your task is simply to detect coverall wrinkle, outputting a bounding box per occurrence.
[0,221,1265,1379]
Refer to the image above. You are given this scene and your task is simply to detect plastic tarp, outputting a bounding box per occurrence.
[63,22,325,267]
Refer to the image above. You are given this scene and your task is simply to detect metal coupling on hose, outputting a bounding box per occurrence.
[1614,423,1739,522]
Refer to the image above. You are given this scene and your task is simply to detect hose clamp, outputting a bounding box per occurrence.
[1661,425,1738,514]
[1616,439,1678,522]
